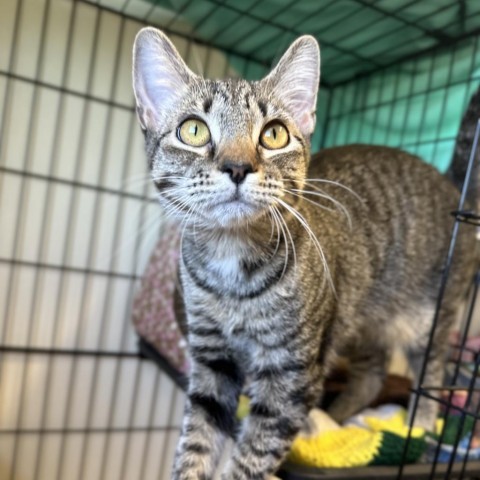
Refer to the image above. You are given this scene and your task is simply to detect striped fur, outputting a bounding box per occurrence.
[133,29,477,479]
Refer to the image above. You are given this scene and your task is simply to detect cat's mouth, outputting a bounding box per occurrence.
[222,196,255,210]
[226,189,248,204]
[206,191,265,227]
[224,187,261,209]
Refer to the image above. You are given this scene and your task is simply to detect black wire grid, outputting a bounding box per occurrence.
[0,0,480,479]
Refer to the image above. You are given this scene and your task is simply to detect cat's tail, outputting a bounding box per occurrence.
[446,85,480,210]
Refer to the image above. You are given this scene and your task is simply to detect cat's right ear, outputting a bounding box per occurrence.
[132,27,196,131]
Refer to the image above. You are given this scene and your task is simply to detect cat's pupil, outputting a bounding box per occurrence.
[191,124,198,136]
[273,128,277,140]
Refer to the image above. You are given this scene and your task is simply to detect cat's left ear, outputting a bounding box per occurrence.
[262,36,320,137]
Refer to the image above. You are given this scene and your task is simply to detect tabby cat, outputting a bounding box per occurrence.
[132,27,477,479]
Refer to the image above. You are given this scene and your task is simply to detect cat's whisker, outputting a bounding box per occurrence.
[119,172,152,190]
[156,181,193,190]
[276,198,335,294]
[267,206,282,258]
[281,188,336,213]
[177,201,195,245]
[161,192,195,222]
[179,214,190,256]
[267,208,276,244]
[180,206,194,231]
[151,175,188,182]
[161,187,194,200]
[190,201,201,244]
[267,209,274,242]
[281,176,361,228]
[147,176,190,193]
[105,210,162,271]
[120,174,188,196]
[160,193,186,215]
[303,178,364,204]
[269,207,281,254]
[271,205,289,280]
[120,173,184,190]
[276,204,297,274]
[99,191,167,270]
[166,191,201,219]
[160,186,206,215]
[179,201,203,253]
[294,182,353,227]
[292,187,353,230]
[302,181,348,203]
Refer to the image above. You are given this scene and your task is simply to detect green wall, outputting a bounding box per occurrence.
[318,37,480,172]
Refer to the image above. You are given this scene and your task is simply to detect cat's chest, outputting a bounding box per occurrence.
[199,242,273,295]
[185,266,305,369]
[215,287,299,342]
[208,251,244,283]
[220,300,285,364]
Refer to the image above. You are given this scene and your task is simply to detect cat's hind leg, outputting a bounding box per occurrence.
[327,341,391,424]
[405,303,455,431]
[406,338,449,430]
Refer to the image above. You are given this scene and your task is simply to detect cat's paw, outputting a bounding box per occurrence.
[172,469,204,480]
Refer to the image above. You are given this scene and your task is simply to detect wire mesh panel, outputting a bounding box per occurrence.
[1,0,480,479]
[0,0,262,478]
[323,35,480,171]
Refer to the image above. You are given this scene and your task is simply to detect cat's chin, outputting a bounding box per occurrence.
[203,199,266,230]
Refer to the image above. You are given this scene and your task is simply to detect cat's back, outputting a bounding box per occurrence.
[310,144,455,201]
[308,144,459,229]
[306,144,475,313]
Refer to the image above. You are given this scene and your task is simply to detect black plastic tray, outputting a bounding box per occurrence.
[278,461,480,479]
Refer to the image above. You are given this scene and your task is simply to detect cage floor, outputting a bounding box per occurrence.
[278,461,480,480]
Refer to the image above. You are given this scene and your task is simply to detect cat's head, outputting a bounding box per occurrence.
[132,27,320,229]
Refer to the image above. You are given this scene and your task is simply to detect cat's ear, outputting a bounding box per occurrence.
[262,36,320,137]
[132,27,197,131]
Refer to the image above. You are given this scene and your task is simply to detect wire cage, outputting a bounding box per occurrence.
[0,0,480,479]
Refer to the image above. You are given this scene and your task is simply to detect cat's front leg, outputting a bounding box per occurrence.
[172,335,244,480]
[222,359,322,479]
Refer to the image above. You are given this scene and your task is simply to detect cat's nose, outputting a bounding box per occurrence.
[220,162,255,184]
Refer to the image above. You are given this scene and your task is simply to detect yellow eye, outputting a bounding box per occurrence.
[178,118,211,147]
[260,122,289,149]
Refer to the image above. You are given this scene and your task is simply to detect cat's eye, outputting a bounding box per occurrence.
[260,122,289,150]
[178,118,211,147]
